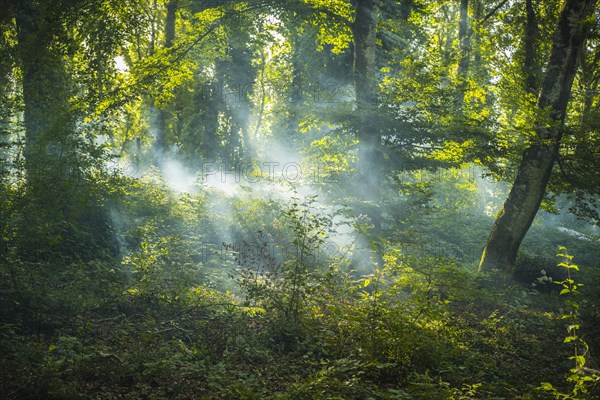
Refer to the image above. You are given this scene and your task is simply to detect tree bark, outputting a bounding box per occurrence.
[523,0,540,94]
[15,0,71,174]
[479,0,596,272]
[154,0,178,160]
[456,0,471,108]
[399,0,413,21]
[472,0,483,72]
[579,43,599,125]
[13,0,119,262]
[352,0,382,265]
[0,13,14,160]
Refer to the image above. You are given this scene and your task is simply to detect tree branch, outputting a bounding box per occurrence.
[556,155,576,185]
[480,0,510,25]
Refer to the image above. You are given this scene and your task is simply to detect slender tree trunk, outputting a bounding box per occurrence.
[399,0,413,20]
[441,5,456,67]
[287,29,304,140]
[150,0,157,55]
[579,44,599,125]
[154,0,177,160]
[233,80,253,165]
[237,74,253,165]
[203,62,222,161]
[471,0,483,71]
[479,0,596,272]
[456,0,470,107]
[218,21,256,164]
[353,0,382,265]
[0,17,13,166]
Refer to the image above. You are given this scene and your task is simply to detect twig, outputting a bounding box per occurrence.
[92,313,126,323]
[480,0,510,25]
[580,366,600,376]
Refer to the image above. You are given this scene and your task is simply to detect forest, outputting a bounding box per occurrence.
[1,0,600,398]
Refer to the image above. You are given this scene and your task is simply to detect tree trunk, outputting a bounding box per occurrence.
[352,0,382,265]
[456,0,470,107]
[471,0,483,73]
[0,15,14,166]
[14,0,119,262]
[479,0,596,272]
[399,0,413,21]
[15,0,71,175]
[523,0,540,94]
[579,43,599,125]
[204,62,222,161]
[214,14,257,164]
[154,0,177,160]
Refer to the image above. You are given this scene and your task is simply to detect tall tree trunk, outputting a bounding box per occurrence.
[456,0,471,108]
[479,0,596,272]
[203,62,222,161]
[286,28,305,141]
[523,0,541,94]
[353,0,382,265]
[0,15,14,168]
[154,0,177,160]
[579,44,599,125]
[471,0,483,71]
[14,0,118,262]
[15,0,71,175]
[399,0,413,21]
[221,21,256,165]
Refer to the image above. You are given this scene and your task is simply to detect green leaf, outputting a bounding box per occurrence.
[570,355,586,367]
[564,336,577,343]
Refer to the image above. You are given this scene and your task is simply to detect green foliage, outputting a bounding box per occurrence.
[234,194,348,351]
[539,247,600,399]
[2,0,600,399]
